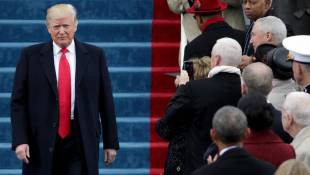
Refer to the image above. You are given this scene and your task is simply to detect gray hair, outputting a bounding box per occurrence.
[242,62,273,96]
[211,37,242,67]
[283,92,310,126]
[46,4,78,27]
[212,106,248,144]
[254,16,287,45]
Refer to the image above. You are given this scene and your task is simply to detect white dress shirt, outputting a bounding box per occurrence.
[53,41,76,119]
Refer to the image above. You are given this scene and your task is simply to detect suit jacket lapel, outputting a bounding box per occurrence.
[75,39,90,86]
[39,41,58,96]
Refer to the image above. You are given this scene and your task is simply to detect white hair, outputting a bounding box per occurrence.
[255,16,287,45]
[46,4,78,27]
[211,37,242,67]
[283,92,310,126]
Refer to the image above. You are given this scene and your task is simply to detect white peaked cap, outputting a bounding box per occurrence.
[283,35,310,63]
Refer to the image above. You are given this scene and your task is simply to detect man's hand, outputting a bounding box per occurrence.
[104,149,117,166]
[15,144,30,164]
[207,154,219,165]
[239,55,255,70]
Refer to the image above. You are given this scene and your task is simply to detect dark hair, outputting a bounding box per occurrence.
[255,44,293,80]
[255,43,276,63]
[237,92,274,131]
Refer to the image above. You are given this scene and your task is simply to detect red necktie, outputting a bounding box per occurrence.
[58,48,71,138]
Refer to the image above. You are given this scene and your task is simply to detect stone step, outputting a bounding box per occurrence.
[0,42,179,68]
[0,66,178,93]
[0,117,150,143]
[0,20,152,42]
[0,168,152,175]
[0,68,151,93]
[0,143,150,169]
[0,0,153,20]
[0,93,172,118]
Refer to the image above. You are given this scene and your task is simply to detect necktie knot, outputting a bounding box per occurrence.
[61,48,68,54]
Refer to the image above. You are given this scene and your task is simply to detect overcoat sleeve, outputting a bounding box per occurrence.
[10,48,30,150]
[98,50,119,150]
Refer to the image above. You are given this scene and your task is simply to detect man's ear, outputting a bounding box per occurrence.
[266,32,272,42]
[282,110,294,132]
[265,0,272,8]
[212,55,221,66]
[210,128,217,142]
[244,128,251,139]
[297,63,304,77]
[286,113,294,129]
[241,83,248,96]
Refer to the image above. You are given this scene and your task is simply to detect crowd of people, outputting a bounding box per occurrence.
[156,0,310,174]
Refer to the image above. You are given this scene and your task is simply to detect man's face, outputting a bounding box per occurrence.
[281,109,289,132]
[47,15,77,48]
[292,61,303,86]
[243,0,271,21]
[250,23,268,51]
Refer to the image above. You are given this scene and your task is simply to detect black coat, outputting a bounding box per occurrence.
[191,148,276,175]
[272,0,310,35]
[10,40,119,175]
[163,72,242,174]
[184,21,245,61]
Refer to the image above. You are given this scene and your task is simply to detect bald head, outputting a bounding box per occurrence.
[242,62,273,96]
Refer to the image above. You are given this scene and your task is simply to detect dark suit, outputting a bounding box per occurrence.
[191,147,276,175]
[10,40,119,175]
[184,21,245,61]
[163,72,242,174]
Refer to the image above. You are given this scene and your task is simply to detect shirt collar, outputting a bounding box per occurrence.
[53,40,76,55]
[219,145,239,156]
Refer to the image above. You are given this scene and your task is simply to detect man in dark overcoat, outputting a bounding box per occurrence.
[183,0,245,61]
[162,37,243,174]
[10,4,119,175]
[191,106,276,175]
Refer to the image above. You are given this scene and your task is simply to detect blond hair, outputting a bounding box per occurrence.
[46,4,78,27]
[191,56,211,80]
[275,159,310,175]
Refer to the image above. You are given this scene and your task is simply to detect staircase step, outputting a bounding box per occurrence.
[151,42,179,67]
[150,142,168,169]
[153,0,180,20]
[0,143,150,169]
[0,93,151,118]
[0,92,172,122]
[0,68,152,93]
[0,117,150,143]
[0,42,179,68]
[151,20,180,43]
[0,20,152,42]
[0,168,154,175]
[0,42,153,67]
[0,66,180,93]
[0,0,153,20]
